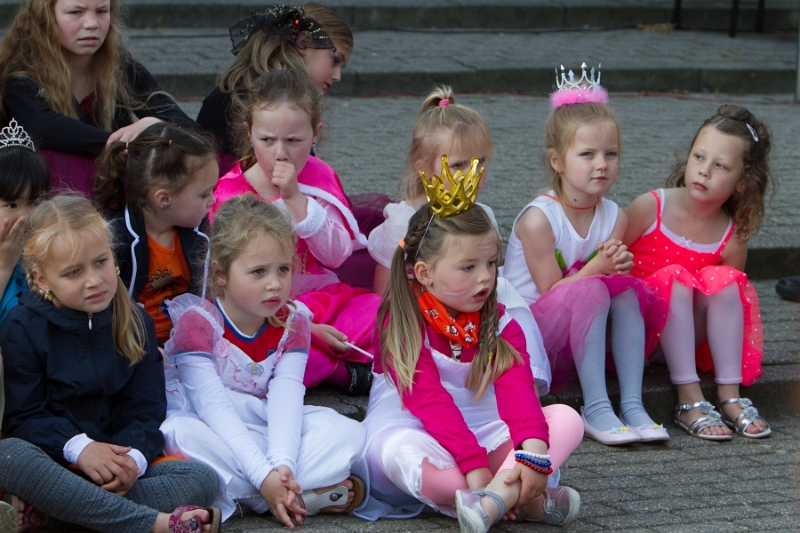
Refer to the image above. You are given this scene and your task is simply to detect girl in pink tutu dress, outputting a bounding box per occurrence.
[624,105,772,440]
[209,69,376,394]
[502,65,668,446]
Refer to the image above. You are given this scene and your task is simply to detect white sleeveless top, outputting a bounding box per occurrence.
[502,193,619,305]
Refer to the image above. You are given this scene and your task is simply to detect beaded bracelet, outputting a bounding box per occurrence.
[514,452,552,468]
[515,457,553,475]
[515,456,552,470]
[517,451,550,460]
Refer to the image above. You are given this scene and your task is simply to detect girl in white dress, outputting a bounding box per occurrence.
[161,195,366,527]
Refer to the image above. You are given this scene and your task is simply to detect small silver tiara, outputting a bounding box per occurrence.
[0,118,36,152]
[555,62,602,91]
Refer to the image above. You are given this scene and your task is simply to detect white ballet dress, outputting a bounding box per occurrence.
[160,294,366,520]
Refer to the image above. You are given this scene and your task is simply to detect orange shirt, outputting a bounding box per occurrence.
[138,233,191,342]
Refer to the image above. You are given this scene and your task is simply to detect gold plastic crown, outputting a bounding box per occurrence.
[419,155,484,218]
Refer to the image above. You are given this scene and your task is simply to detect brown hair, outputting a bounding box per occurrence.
[93,122,217,212]
[210,194,296,327]
[377,204,521,398]
[218,3,352,112]
[543,102,621,202]
[23,196,147,363]
[235,69,322,166]
[665,104,772,243]
[0,0,140,130]
[401,86,493,201]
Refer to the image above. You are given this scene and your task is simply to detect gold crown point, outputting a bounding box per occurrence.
[420,155,484,218]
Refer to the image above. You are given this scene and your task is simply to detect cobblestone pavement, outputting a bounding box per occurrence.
[218,414,800,532]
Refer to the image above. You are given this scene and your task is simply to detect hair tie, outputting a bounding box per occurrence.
[125,141,129,150]
[746,123,759,142]
[399,239,405,249]
[168,139,172,146]
[438,99,450,106]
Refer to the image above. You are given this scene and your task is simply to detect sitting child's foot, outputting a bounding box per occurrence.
[301,475,365,515]
[718,397,771,437]
[5,496,48,533]
[674,401,732,439]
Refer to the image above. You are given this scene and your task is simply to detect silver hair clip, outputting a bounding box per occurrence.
[746,123,759,143]
[0,118,35,152]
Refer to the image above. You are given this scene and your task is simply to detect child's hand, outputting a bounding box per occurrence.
[76,442,140,492]
[272,161,301,201]
[600,239,634,273]
[172,310,216,353]
[260,467,306,529]
[0,216,25,273]
[311,323,349,353]
[465,467,493,490]
[504,463,548,511]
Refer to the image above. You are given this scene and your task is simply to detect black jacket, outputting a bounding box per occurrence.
[5,58,197,157]
[108,205,211,302]
[1,291,165,465]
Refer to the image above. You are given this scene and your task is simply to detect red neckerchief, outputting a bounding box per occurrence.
[411,280,480,349]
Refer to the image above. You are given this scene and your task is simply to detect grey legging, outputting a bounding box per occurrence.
[0,438,218,533]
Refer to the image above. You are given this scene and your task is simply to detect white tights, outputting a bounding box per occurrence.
[659,281,743,385]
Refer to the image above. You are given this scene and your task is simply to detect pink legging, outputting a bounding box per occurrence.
[660,281,743,385]
[420,404,583,507]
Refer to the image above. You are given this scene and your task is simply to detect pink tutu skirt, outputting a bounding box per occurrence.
[530,274,668,391]
[642,264,762,386]
[296,281,380,387]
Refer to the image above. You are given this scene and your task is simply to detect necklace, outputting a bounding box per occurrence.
[544,193,598,211]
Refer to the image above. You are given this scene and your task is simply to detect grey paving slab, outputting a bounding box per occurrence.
[117,26,797,96]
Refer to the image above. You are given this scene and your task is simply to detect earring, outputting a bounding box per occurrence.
[115,266,121,275]
[43,290,54,302]
[217,280,225,287]
[162,204,169,212]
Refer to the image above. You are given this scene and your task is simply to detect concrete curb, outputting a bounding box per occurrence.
[153,66,797,99]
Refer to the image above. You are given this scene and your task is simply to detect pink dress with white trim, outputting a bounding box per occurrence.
[628,189,763,386]
[210,157,379,388]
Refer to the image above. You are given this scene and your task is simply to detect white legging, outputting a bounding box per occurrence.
[659,281,743,385]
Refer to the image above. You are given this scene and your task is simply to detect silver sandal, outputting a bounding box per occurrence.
[674,401,732,441]
[717,397,771,439]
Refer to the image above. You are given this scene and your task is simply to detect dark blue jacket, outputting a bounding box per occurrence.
[1,291,166,465]
[107,204,211,301]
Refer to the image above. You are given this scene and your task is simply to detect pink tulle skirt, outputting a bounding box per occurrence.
[40,149,97,197]
[530,275,668,391]
[642,264,762,386]
[296,281,380,387]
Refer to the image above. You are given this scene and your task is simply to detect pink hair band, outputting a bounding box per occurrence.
[439,99,450,106]
[550,86,608,109]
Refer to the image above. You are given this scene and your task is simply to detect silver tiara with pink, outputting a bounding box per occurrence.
[0,118,35,152]
[551,62,608,109]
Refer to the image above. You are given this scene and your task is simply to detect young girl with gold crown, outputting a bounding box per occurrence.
[357,162,583,530]
[502,64,669,446]
[624,105,772,440]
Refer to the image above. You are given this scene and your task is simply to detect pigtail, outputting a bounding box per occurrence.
[377,208,432,393]
[93,141,131,212]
